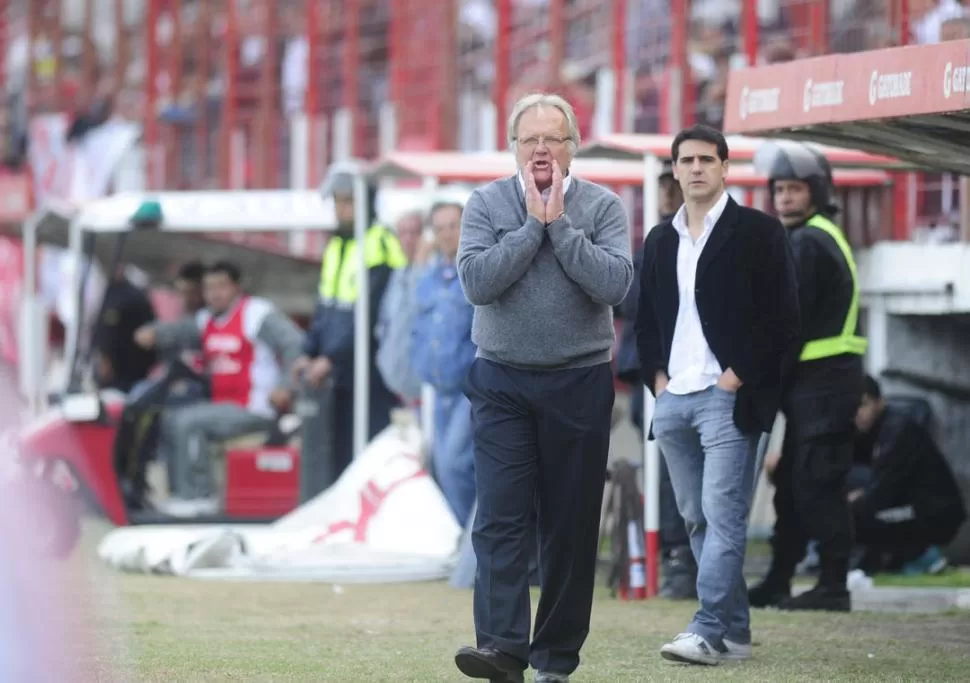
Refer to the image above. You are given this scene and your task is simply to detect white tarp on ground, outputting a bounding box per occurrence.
[96,419,464,582]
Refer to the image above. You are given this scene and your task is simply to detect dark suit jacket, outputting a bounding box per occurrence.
[635,196,801,435]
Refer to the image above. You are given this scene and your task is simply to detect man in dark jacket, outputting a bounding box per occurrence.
[615,160,696,600]
[851,375,967,574]
[637,126,800,665]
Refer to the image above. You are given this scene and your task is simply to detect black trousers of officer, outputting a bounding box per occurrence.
[769,358,862,589]
[465,358,614,676]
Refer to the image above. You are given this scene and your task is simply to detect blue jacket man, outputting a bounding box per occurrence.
[411,201,477,526]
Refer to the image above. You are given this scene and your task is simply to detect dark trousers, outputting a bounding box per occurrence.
[465,358,613,675]
[769,410,856,589]
[332,373,399,476]
[853,500,961,572]
[631,386,690,551]
[113,372,207,505]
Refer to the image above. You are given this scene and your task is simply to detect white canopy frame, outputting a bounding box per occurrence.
[19,190,337,423]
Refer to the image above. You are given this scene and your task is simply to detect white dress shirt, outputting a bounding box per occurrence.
[665,190,729,396]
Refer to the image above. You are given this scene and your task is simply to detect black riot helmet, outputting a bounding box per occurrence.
[754,140,838,217]
[319,159,379,227]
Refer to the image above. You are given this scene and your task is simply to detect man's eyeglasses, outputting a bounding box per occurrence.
[515,135,571,149]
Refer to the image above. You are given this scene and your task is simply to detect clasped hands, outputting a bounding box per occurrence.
[524,159,565,225]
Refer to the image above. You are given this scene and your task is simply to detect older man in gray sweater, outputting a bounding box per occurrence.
[453,93,633,683]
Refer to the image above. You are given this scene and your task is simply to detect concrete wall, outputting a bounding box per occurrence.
[880,314,970,564]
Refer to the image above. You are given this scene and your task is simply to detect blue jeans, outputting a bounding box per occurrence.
[433,392,476,525]
[651,385,760,648]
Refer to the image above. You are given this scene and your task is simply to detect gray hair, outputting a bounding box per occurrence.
[428,199,464,220]
[506,93,581,152]
[392,208,425,231]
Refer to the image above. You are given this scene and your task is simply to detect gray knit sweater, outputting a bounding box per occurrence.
[457,174,633,370]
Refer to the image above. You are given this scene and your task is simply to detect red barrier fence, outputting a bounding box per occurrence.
[7,0,963,242]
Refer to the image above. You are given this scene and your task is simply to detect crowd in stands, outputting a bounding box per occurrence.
[4,1,970,196]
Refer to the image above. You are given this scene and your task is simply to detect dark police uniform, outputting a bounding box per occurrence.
[751,211,866,611]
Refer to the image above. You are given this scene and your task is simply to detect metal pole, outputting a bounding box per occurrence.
[63,217,84,394]
[344,0,361,156]
[144,0,160,188]
[742,0,759,67]
[21,212,39,415]
[642,152,661,598]
[352,171,370,459]
[420,175,439,449]
[493,0,512,150]
[611,0,627,134]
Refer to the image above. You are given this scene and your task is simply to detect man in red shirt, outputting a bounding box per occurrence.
[136,261,304,516]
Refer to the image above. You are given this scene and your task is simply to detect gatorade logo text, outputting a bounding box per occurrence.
[869,70,913,106]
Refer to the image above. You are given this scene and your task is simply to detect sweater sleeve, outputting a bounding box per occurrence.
[545,193,634,306]
[456,189,546,306]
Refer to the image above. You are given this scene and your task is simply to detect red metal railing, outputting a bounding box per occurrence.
[15,0,937,242]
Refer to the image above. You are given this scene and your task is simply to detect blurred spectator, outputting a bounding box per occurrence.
[376,209,427,403]
[411,200,476,525]
[940,14,970,40]
[92,265,158,393]
[762,35,798,63]
[281,3,308,117]
[66,75,114,143]
[695,43,734,129]
[851,375,967,575]
[913,0,967,44]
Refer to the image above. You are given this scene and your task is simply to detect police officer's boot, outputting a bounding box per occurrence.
[748,558,796,608]
[778,552,851,612]
[659,546,697,600]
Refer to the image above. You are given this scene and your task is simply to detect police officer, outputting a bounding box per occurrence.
[748,141,866,612]
[292,161,407,490]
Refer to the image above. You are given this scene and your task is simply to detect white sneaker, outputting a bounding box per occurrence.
[660,633,721,666]
[722,639,752,661]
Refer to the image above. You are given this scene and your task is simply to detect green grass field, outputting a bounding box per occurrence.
[65,556,969,682]
[871,568,970,588]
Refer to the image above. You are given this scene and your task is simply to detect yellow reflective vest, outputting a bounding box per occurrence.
[318,224,407,306]
[798,214,868,362]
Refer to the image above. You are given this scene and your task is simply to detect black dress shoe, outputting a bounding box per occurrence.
[778,585,851,613]
[454,646,525,683]
[535,672,570,682]
[748,577,791,608]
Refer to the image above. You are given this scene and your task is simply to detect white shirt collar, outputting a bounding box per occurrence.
[671,189,729,239]
[518,170,573,200]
